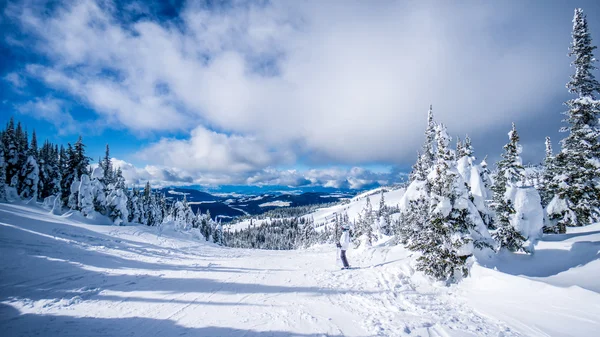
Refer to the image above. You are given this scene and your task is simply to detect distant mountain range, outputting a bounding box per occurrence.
[157,187,354,221]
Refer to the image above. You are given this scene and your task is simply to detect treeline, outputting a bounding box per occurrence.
[0,118,224,244]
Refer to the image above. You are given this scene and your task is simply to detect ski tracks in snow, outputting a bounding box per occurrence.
[313,247,522,337]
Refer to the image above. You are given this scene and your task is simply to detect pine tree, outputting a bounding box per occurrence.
[68,173,80,210]
[59,145,70,205]
[409,151,428,182]
[378,189,386,217]
[72,136,90,179]
[3,118,19,188]
[464,135,474,158]
[90,167,106,215]
[213,221,224,245]
[101,144,114,185]
[18,155,39,200]
[548,8,600,230]
[456,136,465,158]
[410,124,477,283]
[491,123,527,252]
[78,174,94,216]
[539,136,556,208]
[107,185,129,225]
[422,105,437,171]
[28,130,38,158]
[13,122,28,190]
[0,144,6,202]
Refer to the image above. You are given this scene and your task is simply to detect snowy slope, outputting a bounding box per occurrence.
[1,202,599,337]
[226,187,406,232]
[308,187,406,228]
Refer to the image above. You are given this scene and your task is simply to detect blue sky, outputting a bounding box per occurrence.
[1,0,599,189]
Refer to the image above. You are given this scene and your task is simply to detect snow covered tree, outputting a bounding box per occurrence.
[0,144,6,202]
[13,122,28,190]
[353,197,375,247]
[213,221,224,245]
[78,174,94,217]
[59,145,70,205]
[539,137,556,208]
[548,8,600,231]
[409,151,428,182]
[410,124,477,282]
[377,189,387,217]
[100,144,114,185]
[395,195,429,245]
[456,136,465,158]
[464,135,474,158]
[68,173,79,210]
[90,167,106,215]
[18,155,39,200]
[28,130,38,158]
[408,124,492,282]
[106,184,129,225]
[422,105,437,169]
[491,123,528,252]
[2,118,19,188]
[72,136,90,180]
[127,188,142,224]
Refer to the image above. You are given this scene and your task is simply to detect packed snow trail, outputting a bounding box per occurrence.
[1,203,599,337]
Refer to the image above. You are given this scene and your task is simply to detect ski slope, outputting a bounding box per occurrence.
[1,202,599,337]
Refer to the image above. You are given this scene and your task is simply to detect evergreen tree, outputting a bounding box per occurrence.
[115,168,126,190]
[410,124,476,283]
[78,174,94,216]
[28,130,38,158]
[106,184,129,225]
[0,144,6,202]
[456,136,465,158]
[68,173,80,210]
[3,118,19,188]
[378,189,387,217]
[540,136,556,208]
[213,221,224,245]
[464,135,474,158]
[409,151,428,182]
[491,123,527,252]
[18,155,39,200]
[90,167,107,215]
[422,105,437,171]
[101,144,114,185]
[72,136,90,179]
[59,145,70,205]
[548,8,600,230]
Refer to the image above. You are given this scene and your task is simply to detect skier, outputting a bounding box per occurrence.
[336,224,351,269]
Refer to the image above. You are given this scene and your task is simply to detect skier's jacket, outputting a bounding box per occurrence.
[339,231,350,250]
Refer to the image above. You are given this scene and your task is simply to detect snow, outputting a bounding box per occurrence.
[308,187,406,227]
[508,186,544,246]
[167,190,189,196]
[187,201,216,205]
[258,200,291,207]
[1,201,599,337]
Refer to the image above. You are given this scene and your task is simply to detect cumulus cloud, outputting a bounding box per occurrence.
[16,97,79,134]
[111,157,396,190]
[5,0,580,174]
[3,72,26,88]
[136,126,294,174]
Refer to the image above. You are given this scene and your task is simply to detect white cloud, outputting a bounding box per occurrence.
[136,126,294,174]
[3,72,26,88]
[16,97,79,135]
[111,157,393,190]
[9,0,573,169]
